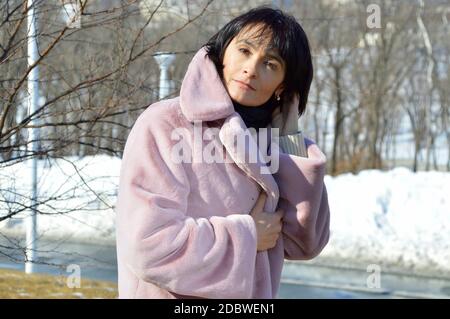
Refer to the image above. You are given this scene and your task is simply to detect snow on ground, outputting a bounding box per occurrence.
[0,156,120,245]
[319,168,450,276]
[0,156,449,275]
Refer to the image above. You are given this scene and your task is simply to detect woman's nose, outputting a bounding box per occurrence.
[243,60,258,78]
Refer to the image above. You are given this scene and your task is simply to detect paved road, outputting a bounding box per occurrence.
[1,238,449,299]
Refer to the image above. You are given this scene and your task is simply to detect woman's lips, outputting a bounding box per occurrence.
[234,80,256,91]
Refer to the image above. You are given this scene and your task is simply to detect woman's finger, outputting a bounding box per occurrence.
[251,192,267,215]
[275,208,284,219]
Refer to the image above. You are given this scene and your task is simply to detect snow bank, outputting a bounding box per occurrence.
[1,156,449,275]
[0,156,120,245]
[318,168,450,276]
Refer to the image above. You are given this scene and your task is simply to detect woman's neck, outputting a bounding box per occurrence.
[232,97,277,130]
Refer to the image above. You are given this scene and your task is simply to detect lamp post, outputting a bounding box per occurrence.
[25,0,40,274]
[153,53,176,100]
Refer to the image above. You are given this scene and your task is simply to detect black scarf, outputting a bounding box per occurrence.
[233,97,278,130]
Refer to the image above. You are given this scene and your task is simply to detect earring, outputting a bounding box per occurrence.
[276,95,281,101]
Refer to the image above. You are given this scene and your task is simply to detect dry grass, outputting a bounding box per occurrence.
[0,268,118,299]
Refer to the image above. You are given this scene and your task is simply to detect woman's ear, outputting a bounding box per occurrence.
[275,84,284,97]
[274,84,285,99]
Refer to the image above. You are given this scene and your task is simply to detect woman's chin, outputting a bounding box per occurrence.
[230,95,261,107]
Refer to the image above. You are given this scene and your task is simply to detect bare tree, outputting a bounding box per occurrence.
[0,0,215,265]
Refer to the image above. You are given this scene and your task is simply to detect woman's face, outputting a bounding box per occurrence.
[222,25,286,107]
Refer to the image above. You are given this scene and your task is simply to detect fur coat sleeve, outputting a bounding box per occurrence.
[273,134,330,259]
[115,109,258,298]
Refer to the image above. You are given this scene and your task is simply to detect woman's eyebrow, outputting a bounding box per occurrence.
[266,53,284,66]
[236,39,284,66]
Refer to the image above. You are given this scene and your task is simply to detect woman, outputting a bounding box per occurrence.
[115,7,330,299]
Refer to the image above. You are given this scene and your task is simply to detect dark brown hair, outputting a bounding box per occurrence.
[205,6,313,117]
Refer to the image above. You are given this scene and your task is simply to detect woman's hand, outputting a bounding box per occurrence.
[250,192,284,252]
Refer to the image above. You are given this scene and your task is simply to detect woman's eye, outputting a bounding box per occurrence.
[239,48,250,55]
[265,61,277,70]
